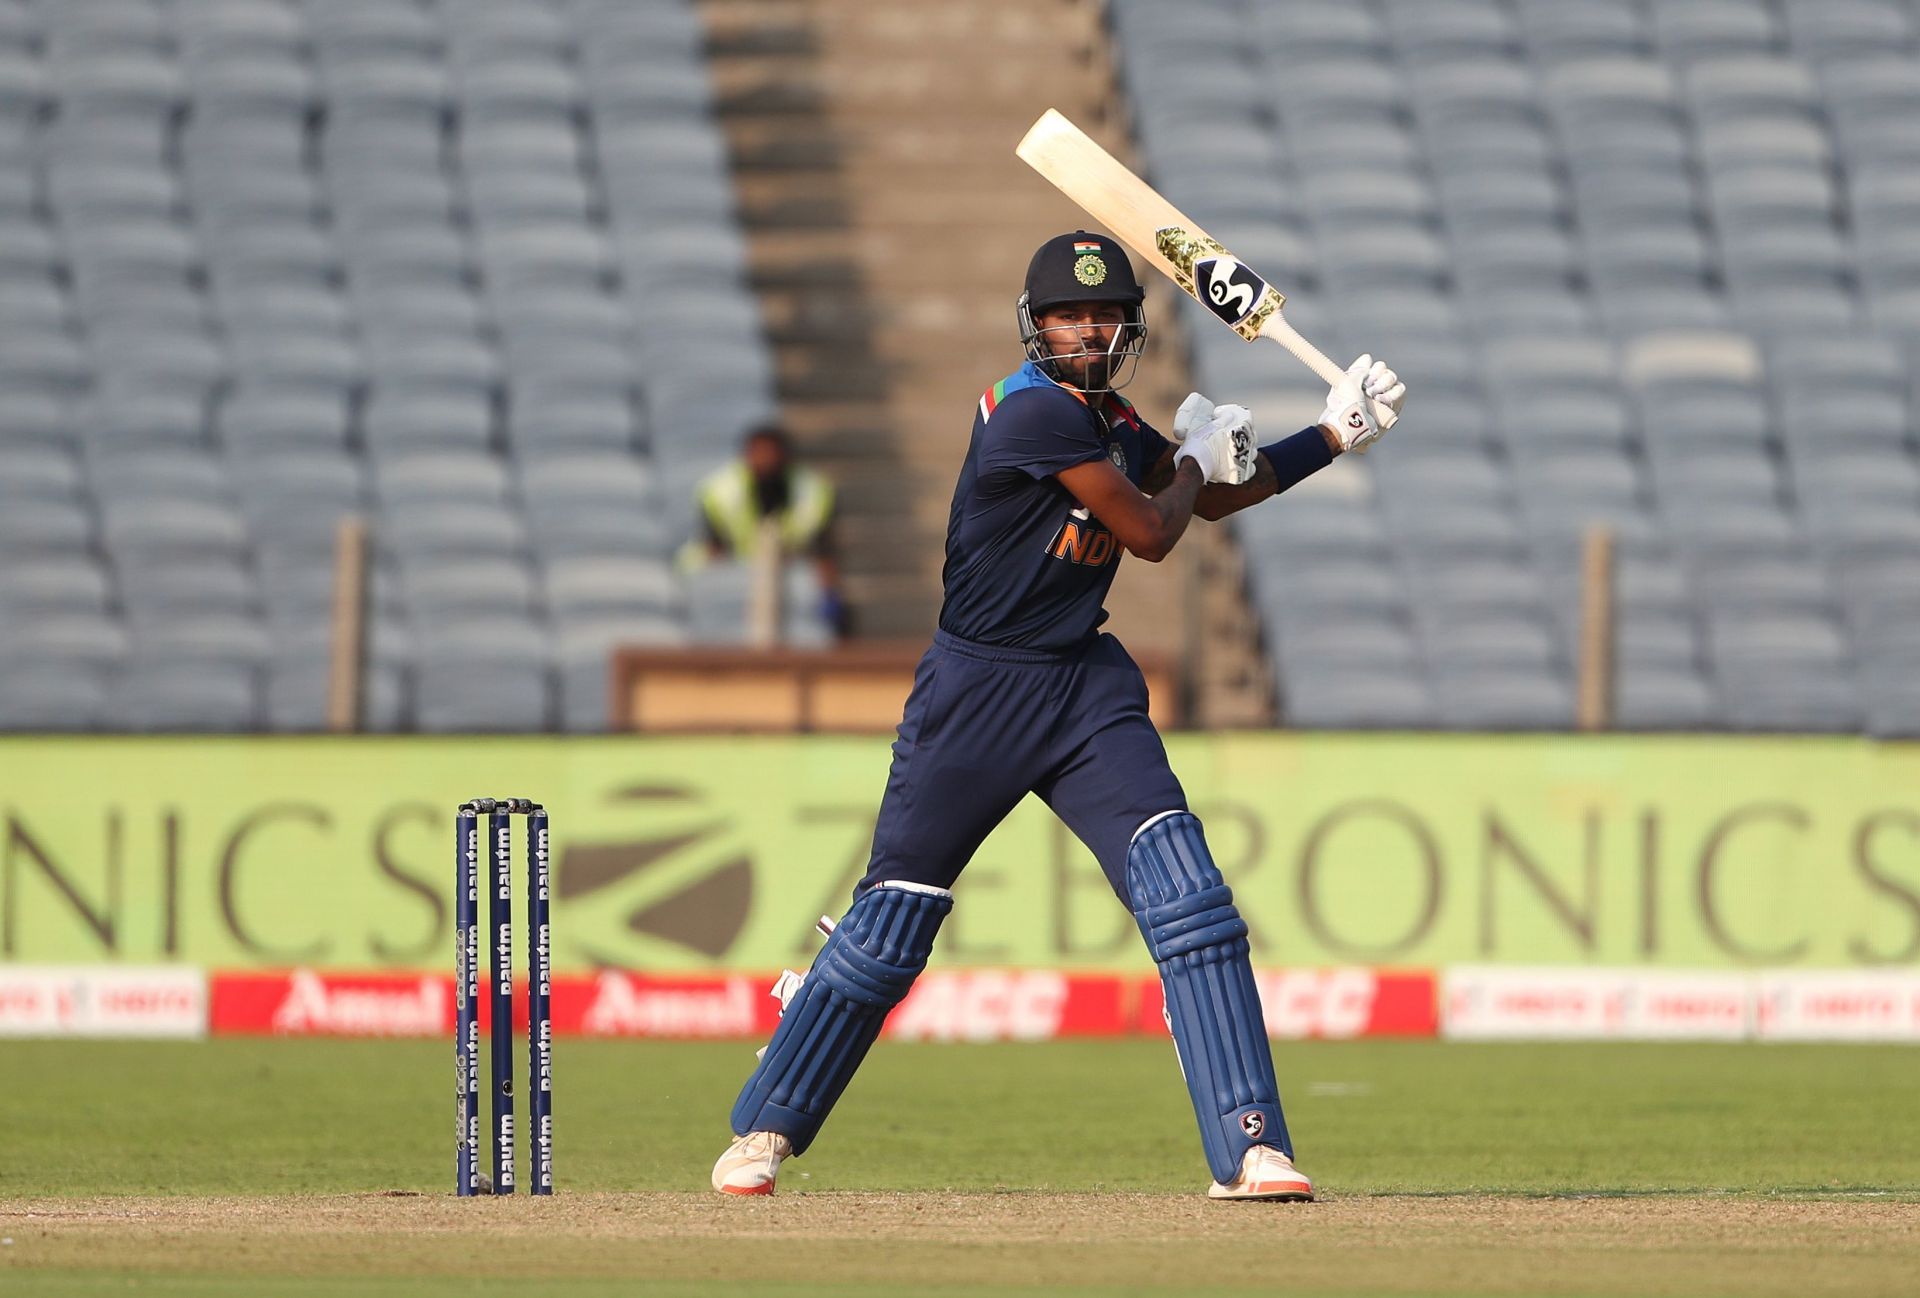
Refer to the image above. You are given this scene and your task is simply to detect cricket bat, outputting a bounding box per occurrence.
[1016,108,1397,429]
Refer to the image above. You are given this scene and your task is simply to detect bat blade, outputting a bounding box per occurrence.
[1016,108,1285,341]
[1016,108,1397,428]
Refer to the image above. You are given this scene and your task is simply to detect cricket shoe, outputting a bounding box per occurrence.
[711,1131,793,1196]
[1207,1146,1314,1202]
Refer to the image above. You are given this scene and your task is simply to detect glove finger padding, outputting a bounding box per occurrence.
[1171,391,1216,445]
[1362,360,1407,414]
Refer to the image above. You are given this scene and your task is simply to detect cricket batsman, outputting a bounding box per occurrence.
[713,231,1407,1201]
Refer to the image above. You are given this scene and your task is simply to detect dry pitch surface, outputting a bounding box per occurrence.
[3,1038,1917,1297]
[7,1191,1919,1298]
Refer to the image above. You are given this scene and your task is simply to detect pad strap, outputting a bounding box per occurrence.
[730,881,952,1153]
[1129,812,1291,1182]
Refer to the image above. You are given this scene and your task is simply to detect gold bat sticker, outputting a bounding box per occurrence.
[1154,227,1286,341]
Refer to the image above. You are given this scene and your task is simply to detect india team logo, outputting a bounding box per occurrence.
[1073,239,1108,285]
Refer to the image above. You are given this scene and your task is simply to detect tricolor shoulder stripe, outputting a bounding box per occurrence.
[979,377,1010,421]
[979,364,1090,422]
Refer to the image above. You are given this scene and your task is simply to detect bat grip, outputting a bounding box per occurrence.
[1260,314,1400,430]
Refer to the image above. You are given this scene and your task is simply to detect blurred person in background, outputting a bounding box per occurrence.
[681,423,847,637]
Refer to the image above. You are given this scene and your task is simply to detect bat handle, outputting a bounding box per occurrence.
[1259,313,1400,430]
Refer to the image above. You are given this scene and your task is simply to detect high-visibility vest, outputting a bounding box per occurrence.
[697,461,834,559]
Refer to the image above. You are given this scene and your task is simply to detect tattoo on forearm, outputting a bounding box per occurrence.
[1193,454,1278,521]
[1140,448,1176,496]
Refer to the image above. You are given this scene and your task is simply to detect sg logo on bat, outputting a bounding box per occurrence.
[1193,255,1269,328]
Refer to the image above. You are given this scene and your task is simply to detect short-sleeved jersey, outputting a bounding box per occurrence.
[937,361,1173,651]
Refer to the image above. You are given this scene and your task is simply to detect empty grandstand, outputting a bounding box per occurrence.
[1,0,1916,736]
[1115,0,1920,734]
[0,0,790,732]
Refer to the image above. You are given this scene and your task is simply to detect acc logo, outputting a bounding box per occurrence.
[1074,254,1107,286]
[1241,1112,1266,1139]
[1193,256,1267,327]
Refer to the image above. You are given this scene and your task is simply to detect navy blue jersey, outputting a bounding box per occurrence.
[937,361,1173,651]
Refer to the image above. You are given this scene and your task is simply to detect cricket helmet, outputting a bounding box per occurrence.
[1017,230,1148,393]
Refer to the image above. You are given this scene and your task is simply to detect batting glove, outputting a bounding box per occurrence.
[1174,403,1258,485]
[1319,354,1391,454]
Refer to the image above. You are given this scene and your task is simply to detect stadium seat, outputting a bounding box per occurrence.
[117,559,260,621]
[413,620,555,734]
[1615,667,1721,730]
[1281,669,1438,730]
[543,556,681,620]
[0,557,112,618]
[2,612,130,669]
[0,664,111,732]
[1433,669,1577,731]
[264,657,407,733]
[555,613,689,733]
[1273,615,1421,671]
[685,563,755,643]
[400,556,540,621]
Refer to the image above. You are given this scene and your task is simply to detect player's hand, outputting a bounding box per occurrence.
[1170,391,1216,444]
[1173,403,1257,485]
[1318,354,1392,454]
[1362,356,1406,416]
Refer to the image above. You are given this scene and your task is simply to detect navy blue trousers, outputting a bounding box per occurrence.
[859,629,1186,904]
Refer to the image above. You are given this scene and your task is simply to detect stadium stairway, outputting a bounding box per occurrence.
[699,0,1274,723]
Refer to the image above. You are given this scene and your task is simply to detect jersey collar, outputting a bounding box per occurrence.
[1022,361,1140,431]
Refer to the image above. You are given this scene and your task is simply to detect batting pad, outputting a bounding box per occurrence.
[730,880,953,1153]
[1128,812,1292,1183]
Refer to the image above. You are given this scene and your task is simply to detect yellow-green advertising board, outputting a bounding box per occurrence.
[1,734,1917,970]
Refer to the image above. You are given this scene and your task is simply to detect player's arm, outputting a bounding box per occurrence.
[1161,356,1408,520]
[1058,413,1249,560]
[1195,427,1340,520]
[1057,456,1204,563]
[1141,426,1340,520]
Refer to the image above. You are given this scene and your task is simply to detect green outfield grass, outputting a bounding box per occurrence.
[2,1038,1918,1297]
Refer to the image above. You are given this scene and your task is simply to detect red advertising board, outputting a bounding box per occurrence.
[1139,969,1439,1040]
[69,965,1920,1043]
[207,968,1438,1040]
[212,970,455,1036]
